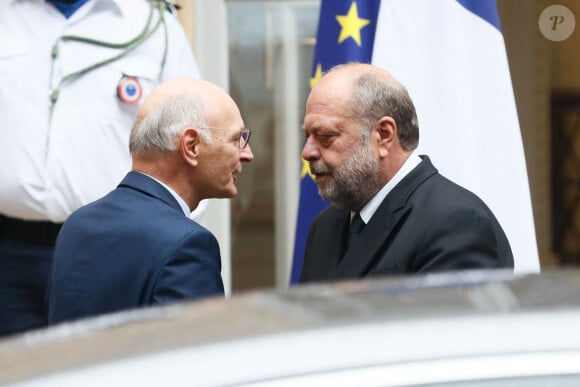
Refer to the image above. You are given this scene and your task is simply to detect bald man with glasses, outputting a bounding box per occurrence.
[47,78,254,325]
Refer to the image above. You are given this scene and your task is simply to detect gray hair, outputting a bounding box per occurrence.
[129,92,212,155]
[345,67,420,151]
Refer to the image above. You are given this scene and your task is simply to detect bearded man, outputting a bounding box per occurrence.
[299,63,513,282]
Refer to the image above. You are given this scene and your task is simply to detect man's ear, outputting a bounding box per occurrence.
[375,116,397,158]
[179,127,202,166]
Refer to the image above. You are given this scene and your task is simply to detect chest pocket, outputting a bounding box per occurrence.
[0,39,30,79]
[0,39,28,58]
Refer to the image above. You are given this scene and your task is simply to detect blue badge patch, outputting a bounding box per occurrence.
[117,76,142,104]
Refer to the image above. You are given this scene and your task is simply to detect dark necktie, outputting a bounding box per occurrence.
[346,213,365,250]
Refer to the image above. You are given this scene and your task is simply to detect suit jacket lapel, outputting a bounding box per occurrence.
[308,207,351,275]
[333,202,409,279]
[117,171,184,214]
[333,156,438,278]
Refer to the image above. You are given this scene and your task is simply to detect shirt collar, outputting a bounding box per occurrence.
[109,0,135,18]
[86,0,125,17]
[357,151,422,224]
[137,172,191,217]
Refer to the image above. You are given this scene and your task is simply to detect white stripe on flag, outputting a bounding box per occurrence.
[372,0,539,273]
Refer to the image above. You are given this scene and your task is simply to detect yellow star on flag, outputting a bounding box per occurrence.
[310,63,323,89]
[336,2,370,47]
[301,158,315,180]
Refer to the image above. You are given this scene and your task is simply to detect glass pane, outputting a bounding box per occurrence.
[226,1,320,291]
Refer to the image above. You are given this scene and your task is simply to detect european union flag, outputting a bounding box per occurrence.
[290,0,381,284]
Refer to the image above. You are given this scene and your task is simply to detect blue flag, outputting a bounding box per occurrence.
[291,0,539,283]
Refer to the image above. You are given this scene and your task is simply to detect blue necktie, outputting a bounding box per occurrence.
[346,213,365,250]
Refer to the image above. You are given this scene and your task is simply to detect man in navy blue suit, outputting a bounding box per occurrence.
[47,78,254,324]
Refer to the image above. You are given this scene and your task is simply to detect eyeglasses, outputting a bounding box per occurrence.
[201,127,252,149]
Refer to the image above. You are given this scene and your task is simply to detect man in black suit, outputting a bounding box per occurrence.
[299,63,513,283]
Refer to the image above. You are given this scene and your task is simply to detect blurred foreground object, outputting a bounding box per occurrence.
[2,270,580,386]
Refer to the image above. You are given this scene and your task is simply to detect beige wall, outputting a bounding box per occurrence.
[498,0,580,268]
[174,0,195,50]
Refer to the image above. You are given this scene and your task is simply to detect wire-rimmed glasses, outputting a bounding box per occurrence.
[201,127,252,149]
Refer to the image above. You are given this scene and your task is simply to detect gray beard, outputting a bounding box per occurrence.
[312,138,383,211]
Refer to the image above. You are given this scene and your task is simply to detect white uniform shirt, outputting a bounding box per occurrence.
[0,0,203,222]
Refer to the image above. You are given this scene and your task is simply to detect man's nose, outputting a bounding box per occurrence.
[301,137,320,161]
[241,144,254,162]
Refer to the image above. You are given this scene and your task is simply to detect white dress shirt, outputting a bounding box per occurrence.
[140,173,191,218]
[0,0,202,222]
[357,152,422,224]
